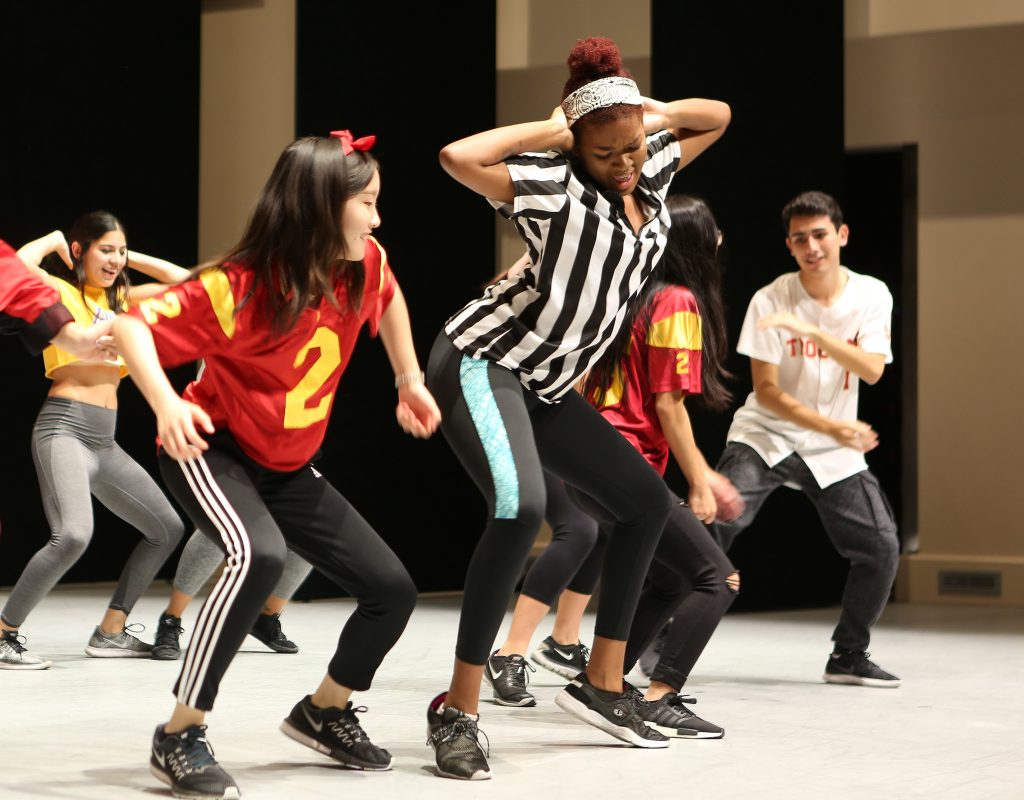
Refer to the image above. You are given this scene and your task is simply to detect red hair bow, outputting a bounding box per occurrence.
[330,129,376,155]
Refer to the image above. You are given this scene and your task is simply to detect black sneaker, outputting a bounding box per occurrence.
[530,636,589,680]
[426,692,492,780]
[635,692,724,739]
[249,613,298,654]
[280,695,392,770]
[638,620,670,678]
[483,652,536,706]
[555,673,669,748]
[823,648,901,688]
[152,613,184,661]
[149,724,240,800]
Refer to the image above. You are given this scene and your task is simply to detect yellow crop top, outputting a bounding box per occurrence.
[42,277,129,378]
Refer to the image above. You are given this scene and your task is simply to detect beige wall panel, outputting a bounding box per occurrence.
[848,0,1024,39]
[199,0,295,261]
[847,26,1024,599]
[525,0,650,67]
[846,25,1024,218]
[916,214,1024,556]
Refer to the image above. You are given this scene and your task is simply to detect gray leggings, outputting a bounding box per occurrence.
[173,528,313,600]
[1,397,185,628]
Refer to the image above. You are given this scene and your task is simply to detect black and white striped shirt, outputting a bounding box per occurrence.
[445,130,682,401]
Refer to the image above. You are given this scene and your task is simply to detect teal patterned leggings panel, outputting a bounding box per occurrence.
[459,354,520,519]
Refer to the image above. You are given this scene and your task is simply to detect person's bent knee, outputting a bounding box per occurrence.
[49,527,91,562]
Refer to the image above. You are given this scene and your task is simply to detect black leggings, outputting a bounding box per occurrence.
[519,472,603,605]
[159,433,416,711]
[427,333,672,665]
[563,490,737,692]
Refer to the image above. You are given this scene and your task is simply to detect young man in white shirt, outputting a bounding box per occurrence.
[713,191,901,687]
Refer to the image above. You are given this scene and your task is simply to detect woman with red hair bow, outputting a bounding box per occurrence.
[113,131,440,800]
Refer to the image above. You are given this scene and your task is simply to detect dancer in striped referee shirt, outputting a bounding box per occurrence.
[424,36,730,779]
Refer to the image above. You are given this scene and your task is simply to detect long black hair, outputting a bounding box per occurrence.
[219,136,379,334]
[585,194,732,411]
[45,210,131,313]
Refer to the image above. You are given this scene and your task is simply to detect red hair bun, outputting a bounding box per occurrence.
[563,37,631,99]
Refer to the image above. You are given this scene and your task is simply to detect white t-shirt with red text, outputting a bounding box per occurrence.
[726,268,893,488]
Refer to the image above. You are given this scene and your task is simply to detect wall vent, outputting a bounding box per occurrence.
[937,570,1001,597]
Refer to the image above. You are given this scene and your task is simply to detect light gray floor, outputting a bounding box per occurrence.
[1,585,1022,799]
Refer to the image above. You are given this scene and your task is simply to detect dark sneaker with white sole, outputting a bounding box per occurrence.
[280,695,392,770]
[150,724,240,800]
[823,649,901,687]
[426,692,492,780]
[152,613,184,661]
[635,692,724,739]
[483,652,536,706]
[84,624,153,658]
[555,673,669,748]
[249,613,298,654]
[530,636,589,680]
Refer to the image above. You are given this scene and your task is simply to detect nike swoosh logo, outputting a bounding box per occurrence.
[300,705,323,733]
[489,664,504,680]
[553,647,576,661]
[153,749,166,768]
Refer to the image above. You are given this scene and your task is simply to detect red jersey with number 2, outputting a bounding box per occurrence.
[129,236,396,471]
[593,285,703,476]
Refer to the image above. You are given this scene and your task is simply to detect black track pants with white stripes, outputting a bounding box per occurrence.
[158,434,417,711]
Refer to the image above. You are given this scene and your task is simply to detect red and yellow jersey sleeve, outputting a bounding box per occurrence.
[364,236,396,336]
[645,286,703,396]
[0,240,72,352]
[130,266,244,368]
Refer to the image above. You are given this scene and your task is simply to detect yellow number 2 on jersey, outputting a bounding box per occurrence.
[283,327,342,429]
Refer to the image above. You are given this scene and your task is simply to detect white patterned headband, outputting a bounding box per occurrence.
[561,76,643,127]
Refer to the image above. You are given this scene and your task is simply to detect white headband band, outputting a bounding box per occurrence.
[561,76,643,127]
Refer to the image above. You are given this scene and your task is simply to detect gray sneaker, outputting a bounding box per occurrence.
[84,624,153,658]
[0,629,52,670]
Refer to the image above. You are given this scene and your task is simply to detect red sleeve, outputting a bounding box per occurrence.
[645,287,704,396]
[0,240,73,352]
[127,266,245,368]
[364,237,397,337]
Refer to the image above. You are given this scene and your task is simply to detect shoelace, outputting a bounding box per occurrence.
[173,726,219,772]
[156,617,184,645]
[0,631,29,655]
[578,642,591,665]
[121,622,147,639]
[665,693,698,718]
[506,657,536,690]
[264,615,284,640]
[333,704,370,742]
[427,714,491,757]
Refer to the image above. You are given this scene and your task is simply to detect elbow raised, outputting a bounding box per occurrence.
[438,143,466,177]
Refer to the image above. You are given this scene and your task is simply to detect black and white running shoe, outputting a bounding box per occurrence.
[635,692,724,739]
[823,649,901,688]
[530,636,589,680]
[426,692,492,780]
[555,673,669,748]
[281,695,392,770]
[150,724,240,800]
[483,652,536,707]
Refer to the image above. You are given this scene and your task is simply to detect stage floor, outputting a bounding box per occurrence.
[1,586,1021,799]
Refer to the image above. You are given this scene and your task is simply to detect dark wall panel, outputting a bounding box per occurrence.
[295,0,496,595]
[652,0,851,611]
[0,3,200,586]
